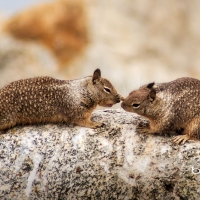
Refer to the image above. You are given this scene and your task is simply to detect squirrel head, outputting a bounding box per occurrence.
[121,82,157,116]
[90,69,122,107]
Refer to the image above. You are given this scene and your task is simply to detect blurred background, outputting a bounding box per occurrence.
[0,0,200,107]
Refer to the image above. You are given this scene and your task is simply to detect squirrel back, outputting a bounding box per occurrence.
[121,77,200,144]
[0,69,121,130]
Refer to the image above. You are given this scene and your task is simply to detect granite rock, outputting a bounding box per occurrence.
[0,109,200,199]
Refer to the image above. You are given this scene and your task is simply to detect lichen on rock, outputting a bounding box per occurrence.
[0,109,200,199]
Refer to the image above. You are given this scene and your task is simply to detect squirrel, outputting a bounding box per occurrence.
[0,69,122,130]
[121,77,200,144]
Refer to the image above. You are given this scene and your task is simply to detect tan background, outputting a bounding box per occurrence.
[0,0,200,99]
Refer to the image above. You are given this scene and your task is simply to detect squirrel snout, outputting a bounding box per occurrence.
[117,94,125,102]
[121,102,125,108]
[121,101,128,110]
[120,95,125,101]
[116,99,120,103]
[116,94,121,103]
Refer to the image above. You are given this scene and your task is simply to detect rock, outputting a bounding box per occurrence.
[4,0,88,65]
[0,33,60,87]
[0,0,89,88]
[2,1,200,96]
[0,109,199,199]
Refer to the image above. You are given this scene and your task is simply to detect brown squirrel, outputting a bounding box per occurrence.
[121,77,200,144]
[0,69,121,130]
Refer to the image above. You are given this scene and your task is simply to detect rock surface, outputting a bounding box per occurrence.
[0,109,200,199]
[4,0,88,65]
[0,34,59,87]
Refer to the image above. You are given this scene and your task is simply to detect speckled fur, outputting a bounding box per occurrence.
[121,77,200,144]
[0,69,121,130]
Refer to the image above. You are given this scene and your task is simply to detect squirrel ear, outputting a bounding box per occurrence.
[92,69,101,84]
[147,82,155,89]
[149,89,156,101]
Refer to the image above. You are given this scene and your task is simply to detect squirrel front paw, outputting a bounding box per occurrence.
[76,120,105,129]
[93,122,105,129]
[136,121,153,134]
[172,134,190,145]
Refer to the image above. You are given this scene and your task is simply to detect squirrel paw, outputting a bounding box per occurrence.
[172,134,190,145]
[76,120,105,129]
[136,122,152,134]
[94,122,105,129]
[136,127,151,134]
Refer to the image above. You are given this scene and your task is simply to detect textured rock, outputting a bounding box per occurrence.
[0,109,200,199]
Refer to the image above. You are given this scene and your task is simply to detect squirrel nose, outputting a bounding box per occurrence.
[116,94,124,103]
[116,94,121,103]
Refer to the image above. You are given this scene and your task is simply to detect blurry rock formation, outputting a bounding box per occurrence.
[4,0,88,65]
[0,34,59,87]
[1,0,200,97]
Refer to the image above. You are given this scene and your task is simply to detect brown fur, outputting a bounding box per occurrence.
[0,69,121,130]
[121,77,200,144]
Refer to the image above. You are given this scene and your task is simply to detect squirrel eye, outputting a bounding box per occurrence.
[104,87,111,93]
[132,103,140,108]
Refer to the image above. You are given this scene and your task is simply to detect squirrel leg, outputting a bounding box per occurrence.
[0,121,15,132]
[173,117,200,144]
[136,124,154,134]
[75,114,104,129]
[76,120,104,129]
[136,120,160,134]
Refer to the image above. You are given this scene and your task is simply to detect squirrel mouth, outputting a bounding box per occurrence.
[99,101,114,107]
[106,104,113,107]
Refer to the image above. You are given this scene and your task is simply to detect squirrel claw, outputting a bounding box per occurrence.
[172,135,189,145]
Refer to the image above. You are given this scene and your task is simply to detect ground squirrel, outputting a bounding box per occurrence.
[121,77,200,144]
[0,69,121,130]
